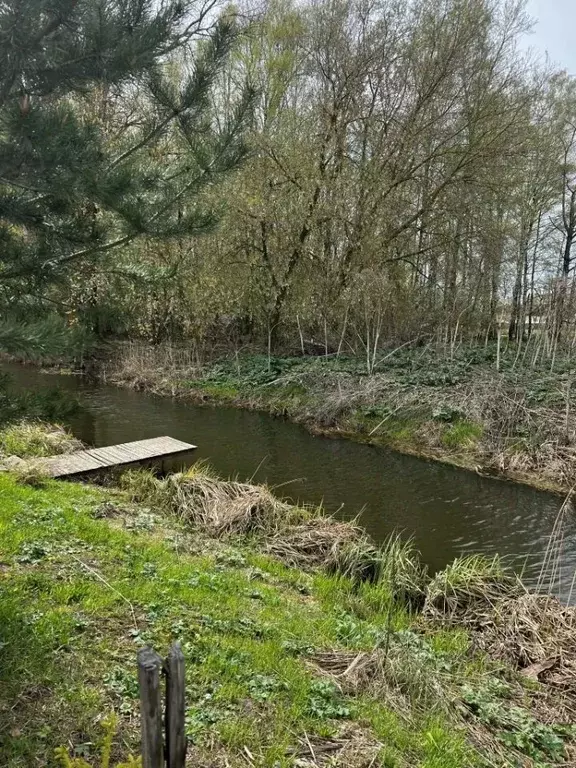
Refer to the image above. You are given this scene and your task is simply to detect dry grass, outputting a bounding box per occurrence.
[478,594,576,721]
[162,469,311,536]
[265,519,372,576]
[102,341,203,393]
[290,363,576,490]
[287,725,383,768]
[12,462,50,488]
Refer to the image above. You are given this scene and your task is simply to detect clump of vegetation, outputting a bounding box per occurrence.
[424,555,522,625]
[482,593,575,668]
[12,462,50,488]
[378,534,428,608]
[441,420,483,450]
[122,468,380,581]
[266,518,375,577]
[123,465,311,535]
[0,421,83,458]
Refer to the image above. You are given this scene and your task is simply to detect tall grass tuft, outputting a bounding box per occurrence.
[377,533,428,608]
[424,554,521,624]
[0,421,83,458]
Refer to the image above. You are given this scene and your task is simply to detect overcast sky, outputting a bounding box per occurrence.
[524,0,576,74]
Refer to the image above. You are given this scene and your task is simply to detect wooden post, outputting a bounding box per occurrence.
[164,643,187,768]
[138,647,164,768]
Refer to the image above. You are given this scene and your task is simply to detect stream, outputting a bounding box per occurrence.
[5,362,576,600]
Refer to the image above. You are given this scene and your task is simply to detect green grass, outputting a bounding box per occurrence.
[0,473,571,767]
[440,421,483,450]
[0,474,481,768]
[184,379,240,401]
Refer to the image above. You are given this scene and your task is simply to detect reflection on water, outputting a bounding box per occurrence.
[4,362,576,600]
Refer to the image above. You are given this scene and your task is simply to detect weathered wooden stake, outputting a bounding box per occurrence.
[164,642,187,768]
[138,647,164,768]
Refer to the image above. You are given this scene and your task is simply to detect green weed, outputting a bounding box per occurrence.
[54,714,141,767]
[440,420,483,449]
[462,680,573,762]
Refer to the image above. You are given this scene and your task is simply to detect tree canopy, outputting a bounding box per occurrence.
[4,0,576,364]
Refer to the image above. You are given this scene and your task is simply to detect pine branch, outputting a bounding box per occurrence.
[0,316,84,357]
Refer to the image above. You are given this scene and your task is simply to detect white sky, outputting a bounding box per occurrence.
[524,0,576,75]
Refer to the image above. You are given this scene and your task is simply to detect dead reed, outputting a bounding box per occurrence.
[121,467,379,578]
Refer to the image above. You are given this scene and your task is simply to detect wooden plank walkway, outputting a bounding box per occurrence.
[45,436,197,478]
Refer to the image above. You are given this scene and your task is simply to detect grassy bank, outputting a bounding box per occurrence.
[1,425,576,766]
[102,342,576,494]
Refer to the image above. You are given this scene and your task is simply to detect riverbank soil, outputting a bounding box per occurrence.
[100,342,576,495]
[1,426,576,766]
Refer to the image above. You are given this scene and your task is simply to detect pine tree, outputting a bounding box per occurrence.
[0,0,252,353]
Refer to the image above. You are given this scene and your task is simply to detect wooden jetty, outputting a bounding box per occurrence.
[45,436,197,478]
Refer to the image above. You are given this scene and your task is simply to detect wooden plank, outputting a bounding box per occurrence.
[164,642,187,768]
[45,436,196,478]
[138,647,164,768]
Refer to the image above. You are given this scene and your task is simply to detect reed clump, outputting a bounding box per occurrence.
[476,594,576,721]
[163,469,308,536]
[266,519,375,578]
[379,534,428,608]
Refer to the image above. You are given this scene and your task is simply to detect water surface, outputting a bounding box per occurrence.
[5,362,576,599]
